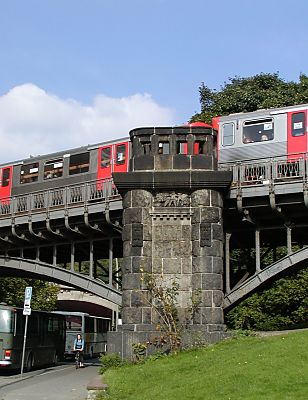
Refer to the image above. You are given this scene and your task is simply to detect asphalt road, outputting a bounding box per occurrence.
[0,361,101,400]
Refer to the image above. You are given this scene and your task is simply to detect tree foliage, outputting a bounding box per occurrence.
[0,277,59,311]
[226,268,308,331]
[192,72,308,123]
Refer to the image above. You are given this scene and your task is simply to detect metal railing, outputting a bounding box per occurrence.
[0,178,120,217]
[219,153,308,188]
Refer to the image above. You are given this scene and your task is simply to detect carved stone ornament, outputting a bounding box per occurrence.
[154,192,190,207]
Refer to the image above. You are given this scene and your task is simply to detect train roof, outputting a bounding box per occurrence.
[217,103,308,122]
[0,136,129,169]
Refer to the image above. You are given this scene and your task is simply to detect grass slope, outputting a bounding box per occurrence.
[99,331,308,399]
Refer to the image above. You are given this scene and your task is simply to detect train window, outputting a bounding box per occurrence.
[115,144,126,165]
[177,142,187,154]
[222,123,235,146]
[101,147,111,168]
[2,168,10,187]
[20,162,39,184]
[158,142,170,154]
[69,152,90,175]
[291,112,306,136]
[44,158,63,180]
[243,118,274,144]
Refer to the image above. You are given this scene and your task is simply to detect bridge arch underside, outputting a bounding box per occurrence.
[223,185,308,310]
[0,256,122,306]
[224,246,308,310]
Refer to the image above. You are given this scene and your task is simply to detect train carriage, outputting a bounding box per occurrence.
[215,103,308,163]
[0,137,130,202]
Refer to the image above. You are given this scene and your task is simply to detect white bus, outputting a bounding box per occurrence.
[56,312,111,358]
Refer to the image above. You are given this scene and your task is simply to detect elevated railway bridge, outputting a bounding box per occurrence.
[0,154,307,313]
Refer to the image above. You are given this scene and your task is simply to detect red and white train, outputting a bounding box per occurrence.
[0,103,307,202]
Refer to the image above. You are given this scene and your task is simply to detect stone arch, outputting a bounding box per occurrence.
[224,246,308,310]
[0,256,122,306]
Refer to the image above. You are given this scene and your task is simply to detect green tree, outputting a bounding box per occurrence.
[226,268,308,331]
[192,72,308,123]
[0,277,59,311]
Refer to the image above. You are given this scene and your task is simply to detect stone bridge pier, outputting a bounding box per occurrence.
[108,125,232,358]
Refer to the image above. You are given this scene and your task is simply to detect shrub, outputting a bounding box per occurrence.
[99,352,125,375]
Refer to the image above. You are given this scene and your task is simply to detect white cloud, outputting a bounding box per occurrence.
[0,84,175,163]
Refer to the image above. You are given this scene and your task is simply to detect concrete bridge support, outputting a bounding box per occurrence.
[108,125,232,358]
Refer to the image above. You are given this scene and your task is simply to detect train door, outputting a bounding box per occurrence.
[0,166,12,202]
[287,110,307,159]
[97,141,129,182]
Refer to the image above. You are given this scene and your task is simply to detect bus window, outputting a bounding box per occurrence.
[85,316,94,332]
[66,315,82,331]
[69,152,90,175]
[292,112,306,136]
[0,309,13,333]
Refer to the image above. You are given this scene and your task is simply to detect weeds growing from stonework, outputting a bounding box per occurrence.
[132,271,202,360]
[97,330,308,400]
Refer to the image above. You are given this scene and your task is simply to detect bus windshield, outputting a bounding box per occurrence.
[66,316,82,331]
[0,309,14,333]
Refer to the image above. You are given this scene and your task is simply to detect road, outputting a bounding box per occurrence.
[0,361,101,400]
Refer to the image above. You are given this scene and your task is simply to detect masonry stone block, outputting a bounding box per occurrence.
[122,224,132,242]
[201,291,213,307]
[143,224,152,241]
[181,258,192,274]
[200,222,212,247]
[202,240,223,257]
[130,246,142,256]
[192,240,202,256]
[191,208,201,224]
[212,257,223,274]
[181,225,191,240]
[213,290,224,307]
[153,241,172,258]
[122,191,132,209]
[123,241,132,257]
[123,208,143,224]
[142,308,153,324]
[172,241,191,257]
[191,224,200,241]
[131,190,152,207]
[122,307,142,324]
[122,273,142,290]
[131,290,150,307]
[122,291,131,307]
[192,256,213,273]
[152,258,163,274]
[142,241,152,257]
[191,190,210,207]
[202,273,223,290]
[132,257,152,273]
[201,207,220,223]
[192,273,202,290]
[201,307,224,325]
[212,224,223,241]
[132,223,143,247]
[123,258,132,274]
[162,258,181,274]
[210,191,223,207]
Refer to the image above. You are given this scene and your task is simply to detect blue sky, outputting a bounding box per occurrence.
[0,0,307,161]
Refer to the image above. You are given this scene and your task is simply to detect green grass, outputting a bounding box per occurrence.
[97,331,308,400]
